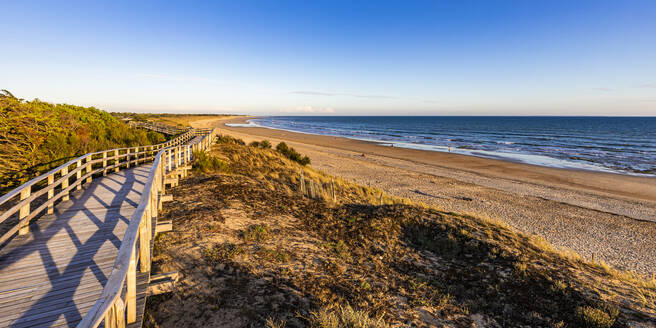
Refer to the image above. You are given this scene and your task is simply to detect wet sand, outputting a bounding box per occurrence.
[192,116,656,275]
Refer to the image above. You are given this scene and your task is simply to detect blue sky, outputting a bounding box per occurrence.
[1,1,655,115]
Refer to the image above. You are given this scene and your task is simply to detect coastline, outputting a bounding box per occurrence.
[219,116,656,204]
[191,115,656,274]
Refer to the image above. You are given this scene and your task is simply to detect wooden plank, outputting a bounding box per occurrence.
[0,225,129,257]
[0,264,114,304]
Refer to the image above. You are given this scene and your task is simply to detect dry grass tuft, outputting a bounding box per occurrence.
[309,304,388,328]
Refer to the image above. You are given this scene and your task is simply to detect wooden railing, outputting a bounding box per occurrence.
[0,121,216,327]
[127,120,187,135]
[76,127,216,328]
[0,129,204,245]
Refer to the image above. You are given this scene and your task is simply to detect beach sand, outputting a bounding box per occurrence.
[192,116,656,275]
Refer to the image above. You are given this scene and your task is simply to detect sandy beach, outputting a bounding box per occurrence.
[192,116,656,275]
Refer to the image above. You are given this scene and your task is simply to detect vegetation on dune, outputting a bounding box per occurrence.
[191,151,230,174]
[0,91,165,194]
[146,135,656,327]
[112,112,234,128]
[249,140,272,149]
[276,141,311,166]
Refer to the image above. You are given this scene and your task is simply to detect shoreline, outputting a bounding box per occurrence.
[191,115,656,274]
[219,116,656,205]
[234,117,653,178]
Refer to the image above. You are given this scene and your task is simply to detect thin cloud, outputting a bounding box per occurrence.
[290,90,395,99]
[636,83,656,89]
[592,87,613,92]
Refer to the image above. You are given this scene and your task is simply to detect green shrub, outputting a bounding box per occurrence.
[249,139,272,149]
[260,140,272,148]
[276,142,310,165]
[192,151,230,173]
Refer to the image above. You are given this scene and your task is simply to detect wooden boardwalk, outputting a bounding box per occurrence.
[0,165,152,327]
[0,126,215,328]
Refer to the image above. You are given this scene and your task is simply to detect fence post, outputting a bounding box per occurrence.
[47,174,54,214]
[126,148,131,168]
[18,187,31,235]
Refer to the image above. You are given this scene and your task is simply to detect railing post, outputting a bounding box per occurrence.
[85,156,92,184]
[114,149,120,173]
[114,297,126,328]
[160,160,166,194]
[103,151,108,176]
[174,147,178,169]
[127,248,137,323]
[76,160,82,190]
[46,173,55,214]
[47,174,54,214]
[62,166,69,201]
[18,187,30,235]
[139,219,150,273]
[126,148,131,168]
[135,146,139,164]
[151,182,158,219]
[167,149,172,172]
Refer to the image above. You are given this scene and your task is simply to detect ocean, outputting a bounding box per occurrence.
[231,116,656,176]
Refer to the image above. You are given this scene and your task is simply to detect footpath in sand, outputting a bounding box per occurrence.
[190,117,656,276]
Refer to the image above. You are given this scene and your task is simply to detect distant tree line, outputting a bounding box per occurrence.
[0,90,165,194]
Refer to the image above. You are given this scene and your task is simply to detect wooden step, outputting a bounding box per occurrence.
[147,271,178,296]
[155,220,172,233]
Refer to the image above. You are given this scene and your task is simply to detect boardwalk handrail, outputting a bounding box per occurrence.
[76,127,216,327]
[0,127,209,246]
[128,120,188,135]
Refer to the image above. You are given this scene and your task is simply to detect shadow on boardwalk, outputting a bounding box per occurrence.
[0,166,150,327]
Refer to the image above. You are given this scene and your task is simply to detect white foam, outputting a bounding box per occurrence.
[225,121,261,128]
